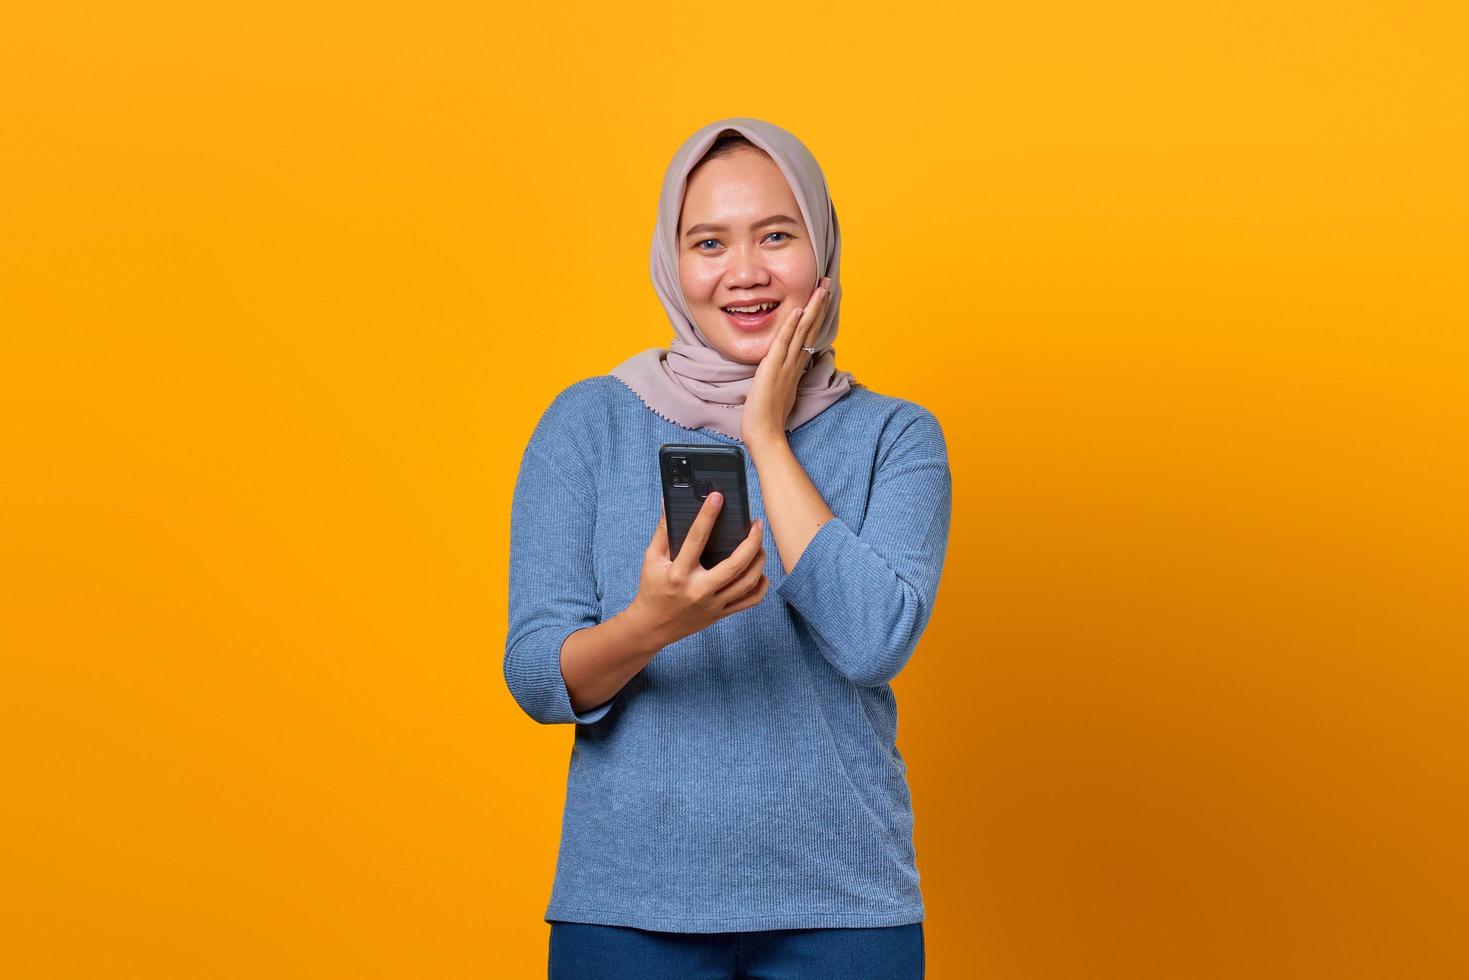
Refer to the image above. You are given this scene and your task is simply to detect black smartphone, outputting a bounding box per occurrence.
[659,444,752,569]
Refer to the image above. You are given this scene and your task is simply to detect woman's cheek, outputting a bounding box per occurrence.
[772,259,813,292]
[697,266,725,295]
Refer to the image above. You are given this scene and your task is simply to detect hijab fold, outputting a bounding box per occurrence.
[610,117,857,441]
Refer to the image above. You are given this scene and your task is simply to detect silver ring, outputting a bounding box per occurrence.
[801,346,817,354]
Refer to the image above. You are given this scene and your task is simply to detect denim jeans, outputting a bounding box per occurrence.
[548,920,924,979]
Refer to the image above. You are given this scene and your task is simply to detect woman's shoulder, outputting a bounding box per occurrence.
[539,374,633,421]
[844,383,940,422]
[839,384,947,455]
[543,374,624,413]
[524,375,624,453]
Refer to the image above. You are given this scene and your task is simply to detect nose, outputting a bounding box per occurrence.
[723,241,770,287]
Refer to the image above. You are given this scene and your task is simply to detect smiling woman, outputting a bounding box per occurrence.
[609,119,854,440]
[676,139,814,359]
[504,116,948,980]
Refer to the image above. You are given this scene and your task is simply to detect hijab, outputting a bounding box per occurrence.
[609,117,858,441]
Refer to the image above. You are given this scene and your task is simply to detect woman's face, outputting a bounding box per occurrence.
[678,148,819,365]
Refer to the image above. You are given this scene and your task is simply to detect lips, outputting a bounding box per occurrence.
[721,301,781,331]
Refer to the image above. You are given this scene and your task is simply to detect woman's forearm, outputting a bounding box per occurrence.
[748,435,835,574]
[560,434,833,712]
[560,604,665,714]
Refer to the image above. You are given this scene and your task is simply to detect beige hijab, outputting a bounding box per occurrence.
[609,117,858,441]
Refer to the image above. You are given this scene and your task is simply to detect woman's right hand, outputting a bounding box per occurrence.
[625,491,769,650]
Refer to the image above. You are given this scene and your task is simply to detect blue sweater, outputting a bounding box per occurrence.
[504,374,952,933]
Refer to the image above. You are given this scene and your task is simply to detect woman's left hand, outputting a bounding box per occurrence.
[742,276,831,450]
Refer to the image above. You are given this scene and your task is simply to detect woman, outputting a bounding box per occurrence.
[505,117,951,979]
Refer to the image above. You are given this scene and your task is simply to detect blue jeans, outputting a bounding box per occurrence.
[548,921,924,979]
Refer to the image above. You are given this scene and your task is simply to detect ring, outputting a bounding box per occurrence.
[800,346,817,354]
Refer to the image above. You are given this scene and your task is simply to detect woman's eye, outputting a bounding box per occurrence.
[695,232,791,251]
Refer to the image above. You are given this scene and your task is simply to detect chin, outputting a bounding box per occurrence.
[725,340,773,365]
[699,323,773,364]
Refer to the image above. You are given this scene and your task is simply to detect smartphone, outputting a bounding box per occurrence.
[659,444,752,569]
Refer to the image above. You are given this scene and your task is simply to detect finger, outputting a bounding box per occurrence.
[799,297,825,368]
[715,552,766,604]
[722,574,771,613]
[673,490,723,574]
[781,291,815,371]
[805,278,830,345]
[770,299,804,363]
[709,518,765,588]
[784,280,828,372]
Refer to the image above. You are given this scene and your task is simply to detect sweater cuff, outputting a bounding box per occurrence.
[516,624,618,726]
[774,515,849,611]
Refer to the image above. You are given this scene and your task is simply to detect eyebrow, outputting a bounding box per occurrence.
[681,214,800,239]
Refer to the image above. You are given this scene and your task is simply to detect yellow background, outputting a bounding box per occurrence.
[3,2,1466,977]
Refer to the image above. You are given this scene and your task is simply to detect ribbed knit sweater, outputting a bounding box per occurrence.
[503,374,952,933]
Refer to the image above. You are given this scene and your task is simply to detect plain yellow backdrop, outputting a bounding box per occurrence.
[3,2,1466,977]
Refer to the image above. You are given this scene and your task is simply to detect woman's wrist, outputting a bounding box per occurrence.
[617,598,673,656]
[744,428,834,574]
[744,428,788,460]
[561,604,667,714]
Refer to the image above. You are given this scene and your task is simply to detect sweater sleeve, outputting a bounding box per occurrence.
[502,394,618,726]
[774,408,953,687]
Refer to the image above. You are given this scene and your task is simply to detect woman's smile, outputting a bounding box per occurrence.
[720,299,782,331]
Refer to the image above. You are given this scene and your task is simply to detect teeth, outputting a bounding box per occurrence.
[725,302,778,314]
